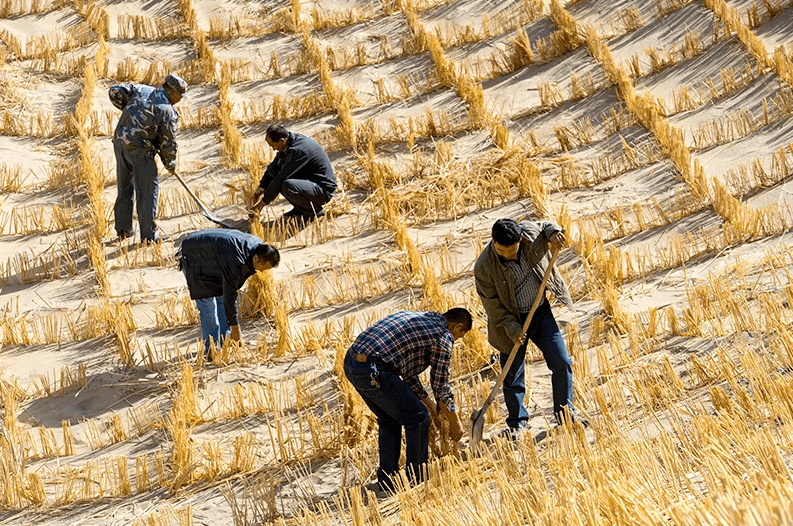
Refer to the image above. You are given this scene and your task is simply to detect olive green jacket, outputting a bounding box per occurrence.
[474,221,573,354]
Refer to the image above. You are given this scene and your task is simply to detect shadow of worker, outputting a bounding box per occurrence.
[19,369,160,428]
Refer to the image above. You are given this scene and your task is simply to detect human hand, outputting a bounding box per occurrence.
[250,200,265,214]
[229,325,241,341]
[549,231,566,252]
[513,332,526,345]
[439,403,463,442]
[421,397,440,428]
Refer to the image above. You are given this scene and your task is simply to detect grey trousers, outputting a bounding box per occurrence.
[114,143,159,240]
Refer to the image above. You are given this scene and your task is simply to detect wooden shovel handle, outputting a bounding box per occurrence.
[172,171,213,216]
[479,249,559,414]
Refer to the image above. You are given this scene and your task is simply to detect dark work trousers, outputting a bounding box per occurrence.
[114,143,159,241]
[343,352,429,491]
[281,178,332,216]
[500,299,574,429]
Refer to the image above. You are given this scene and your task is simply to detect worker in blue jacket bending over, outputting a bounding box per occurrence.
[250,124,336,223]
[178,229,280,358]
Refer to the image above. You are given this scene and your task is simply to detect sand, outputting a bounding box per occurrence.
[1,0,793,524]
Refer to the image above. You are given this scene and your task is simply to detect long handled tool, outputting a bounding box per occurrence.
[469,249,559,452]
[172,171,236,228]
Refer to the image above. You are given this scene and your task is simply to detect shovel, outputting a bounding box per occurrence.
[172,171,237,229]
[469,249,559,452]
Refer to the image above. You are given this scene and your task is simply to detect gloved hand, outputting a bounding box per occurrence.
[439,402,463,442]
[421,397,440,427]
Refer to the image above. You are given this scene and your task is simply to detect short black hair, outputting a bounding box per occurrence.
[253,244,280,267]
[443,307,473,331]
[266,124,289,142]
[492,218,522,246]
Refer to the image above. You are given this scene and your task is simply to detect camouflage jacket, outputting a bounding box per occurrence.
[110,83,179,170]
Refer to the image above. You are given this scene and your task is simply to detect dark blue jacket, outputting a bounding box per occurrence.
[257,132,336,204]
[179,229,264,325]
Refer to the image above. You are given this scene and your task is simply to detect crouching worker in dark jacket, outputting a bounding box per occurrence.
[178,229,280,357]
[250,124,336,223]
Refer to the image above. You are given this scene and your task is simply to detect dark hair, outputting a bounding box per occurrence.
[253,244,280,267]
[443,308,473,331]
[266,124,289,142]
[492,218,522,246]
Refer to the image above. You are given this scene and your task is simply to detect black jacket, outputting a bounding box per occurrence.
[179,229,264,325]
[257,132,336,204]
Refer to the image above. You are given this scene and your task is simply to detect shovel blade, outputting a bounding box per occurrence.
[469,408,486,452]
[202,210,238,229]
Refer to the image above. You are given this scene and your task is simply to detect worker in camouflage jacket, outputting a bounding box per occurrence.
[109,74,187,242]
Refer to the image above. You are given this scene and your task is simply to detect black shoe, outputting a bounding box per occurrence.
[141,232,169,245]
[363,481,392,499]
[116,229,135,240]
[283,208,325,221]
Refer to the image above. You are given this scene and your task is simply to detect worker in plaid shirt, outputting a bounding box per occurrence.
[344,308,472,494]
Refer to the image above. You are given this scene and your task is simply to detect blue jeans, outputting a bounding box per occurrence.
[114,143,160,241]
[501,300,574,429]
[195,297,230,354]
[281,179,332,215]
[343,353,429,491]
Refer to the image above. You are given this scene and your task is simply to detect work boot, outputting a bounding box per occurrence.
[363,481,392,499]
[140,231,169,246]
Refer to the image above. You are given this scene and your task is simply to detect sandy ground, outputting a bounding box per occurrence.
[1,0,793,525]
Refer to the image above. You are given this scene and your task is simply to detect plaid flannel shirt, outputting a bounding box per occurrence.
[349,311,456,412]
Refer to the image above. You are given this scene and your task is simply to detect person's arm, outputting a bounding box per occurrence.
[220,260,243,339]
[428,333,455,412]
[475,262,522,344]
[539,220,562,238]
[255,155,282,198]
[524,221,565,266]
[404,375,429,401]
[257,149,309,205]
[156,108,179,172]
[428,335,463,442]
